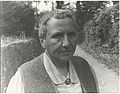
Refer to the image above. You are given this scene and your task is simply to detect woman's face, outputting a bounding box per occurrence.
[44,17,77,62]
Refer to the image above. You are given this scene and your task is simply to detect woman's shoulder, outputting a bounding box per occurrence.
[72,56,89,65]
[19,53,44,70]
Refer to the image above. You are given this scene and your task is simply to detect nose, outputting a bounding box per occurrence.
[62,35,69,47]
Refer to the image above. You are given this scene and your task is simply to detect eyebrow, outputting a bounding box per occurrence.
[53,31,63,36]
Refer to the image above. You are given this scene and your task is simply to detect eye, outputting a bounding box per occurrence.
[52,33,63,39]
[68,32,76,37]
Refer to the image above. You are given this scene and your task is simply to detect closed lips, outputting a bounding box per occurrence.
[60,51,72,53]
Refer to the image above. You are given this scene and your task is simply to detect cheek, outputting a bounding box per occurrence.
[45,39,62,53]
[70,38,77,47]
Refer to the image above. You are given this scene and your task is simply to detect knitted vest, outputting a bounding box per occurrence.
[20,53,98,93]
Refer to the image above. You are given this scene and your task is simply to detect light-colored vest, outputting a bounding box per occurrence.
[20,53,98,93]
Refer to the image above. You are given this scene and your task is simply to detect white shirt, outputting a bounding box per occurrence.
[6,52,82,93]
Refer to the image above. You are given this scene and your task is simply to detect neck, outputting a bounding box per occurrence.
[53,58,68,68]
[46,51,69,77]
[53,59,69,78]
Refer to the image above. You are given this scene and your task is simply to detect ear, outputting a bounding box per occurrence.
[40,38,46,49]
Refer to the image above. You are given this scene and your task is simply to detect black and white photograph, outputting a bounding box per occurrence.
[1,0,119,93]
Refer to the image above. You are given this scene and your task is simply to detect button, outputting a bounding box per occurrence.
[65,78,71,85]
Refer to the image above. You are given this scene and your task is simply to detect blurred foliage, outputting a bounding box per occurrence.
[83,3,119,53]
[1,1,35,37]
[81,3,119,73]
[75,1,107,30]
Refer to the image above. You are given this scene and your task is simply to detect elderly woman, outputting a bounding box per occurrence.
[6,9,99,93]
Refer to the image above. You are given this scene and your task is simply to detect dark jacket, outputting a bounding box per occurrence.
[19,53,99,93]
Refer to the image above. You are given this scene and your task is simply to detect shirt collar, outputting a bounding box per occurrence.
[43,52,79,85]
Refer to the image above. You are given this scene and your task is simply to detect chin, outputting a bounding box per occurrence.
[59,55,72,61]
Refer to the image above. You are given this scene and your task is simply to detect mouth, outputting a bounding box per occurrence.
[59,51,72,55]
